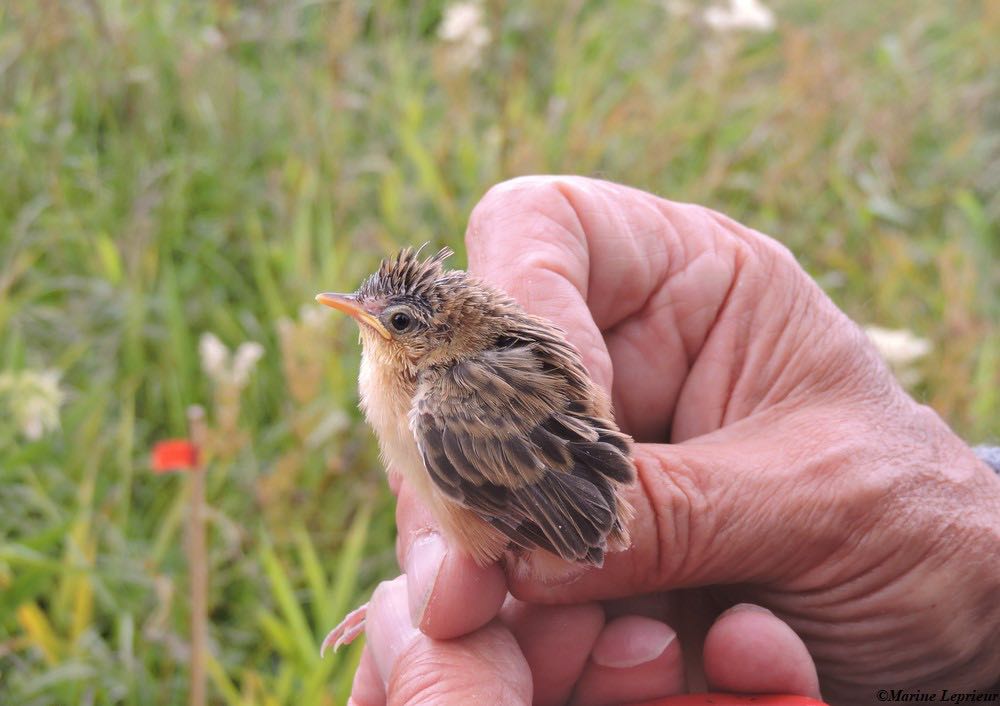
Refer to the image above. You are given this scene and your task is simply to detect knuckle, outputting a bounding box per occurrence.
[388,630,529,706]
[388,651,454,706]
[631,447,715,588]
[468,177,551,235]
[478,175,566,206]
[466,175,582,246]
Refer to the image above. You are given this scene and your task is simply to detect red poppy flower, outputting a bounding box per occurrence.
[151,439,199,472]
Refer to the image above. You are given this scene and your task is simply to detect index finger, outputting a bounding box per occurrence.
[354,576,533,706]
[465,176,614,391]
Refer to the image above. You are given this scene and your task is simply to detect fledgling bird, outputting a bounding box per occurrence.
[316,247,634,654]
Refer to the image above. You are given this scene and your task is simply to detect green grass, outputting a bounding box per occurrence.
[0,0,997,703]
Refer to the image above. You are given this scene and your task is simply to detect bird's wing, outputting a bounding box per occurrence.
[411,342,633,565]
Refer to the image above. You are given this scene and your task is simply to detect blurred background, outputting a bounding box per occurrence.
[0,0,997,703]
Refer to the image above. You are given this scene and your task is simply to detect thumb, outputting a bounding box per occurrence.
[362,576,533,706]
[508,400,892,602]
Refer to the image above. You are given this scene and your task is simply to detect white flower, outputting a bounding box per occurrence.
[864,326,931,387]
[662,0,693,18]
[438,2,486,42]
[704,0,775,33]
[438,1,491,68]
[199,333,230,381]
[199,333,263,388]
[864,326,932,366]
[231,342,264,387]
[0,369,64,440]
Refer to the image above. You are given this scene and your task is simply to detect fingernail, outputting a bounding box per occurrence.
[592,616,677,669]
[719,602,774,619]
[367,576,420,683]
[405,532,447,629]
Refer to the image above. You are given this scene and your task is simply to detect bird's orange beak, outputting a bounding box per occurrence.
[315,293,391,340]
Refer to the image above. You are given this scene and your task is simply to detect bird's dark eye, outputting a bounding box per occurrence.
[389,312,413,332]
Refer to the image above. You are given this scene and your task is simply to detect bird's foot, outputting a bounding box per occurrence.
[319,602,368,657]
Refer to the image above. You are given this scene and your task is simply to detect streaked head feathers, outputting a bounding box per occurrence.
[357,246,455,305]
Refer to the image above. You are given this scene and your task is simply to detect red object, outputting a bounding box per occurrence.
[151,439,200,472]
[629,695,827,706]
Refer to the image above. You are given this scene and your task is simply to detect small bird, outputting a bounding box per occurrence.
[316,247,634,654]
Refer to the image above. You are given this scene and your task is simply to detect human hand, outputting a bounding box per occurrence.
[348,568,821,705]
[348,432,822,705]
[352,176,1000,704]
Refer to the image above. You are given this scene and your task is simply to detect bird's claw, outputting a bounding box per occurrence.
[319,602,368,657]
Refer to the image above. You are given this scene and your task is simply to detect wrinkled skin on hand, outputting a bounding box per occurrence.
[349,177,1000,706]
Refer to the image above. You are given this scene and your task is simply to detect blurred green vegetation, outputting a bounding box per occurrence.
[0,0,997,703]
